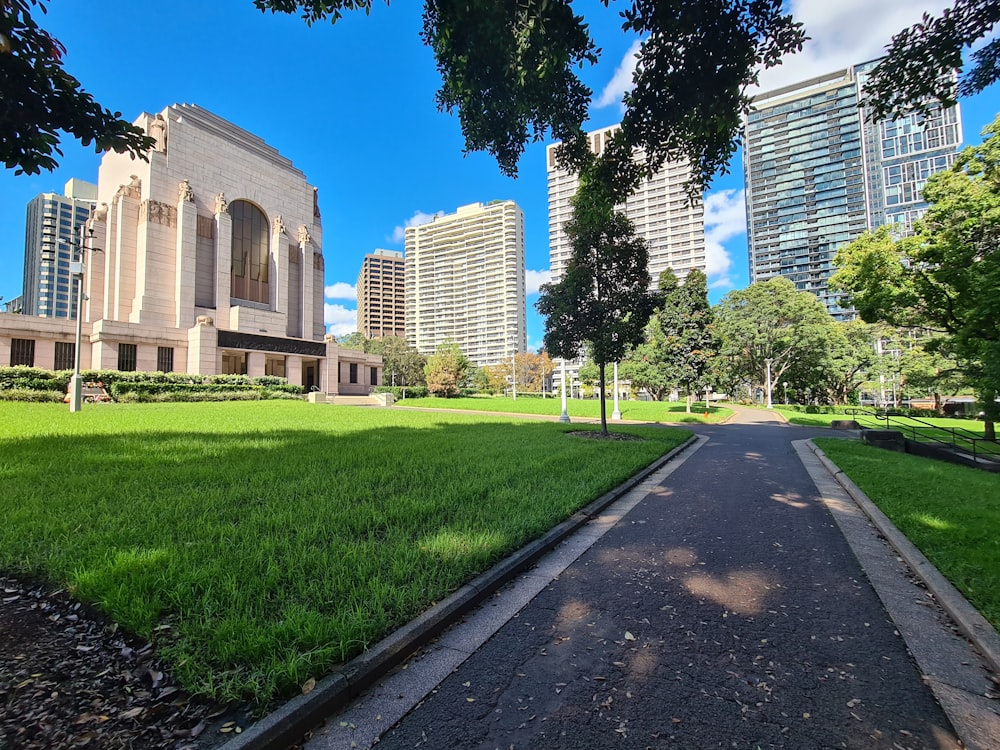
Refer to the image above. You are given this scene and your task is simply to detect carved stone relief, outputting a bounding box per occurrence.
[142,200,178,227]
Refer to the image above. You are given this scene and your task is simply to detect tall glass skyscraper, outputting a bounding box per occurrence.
[21,179,97,319]
[743,61,962,319]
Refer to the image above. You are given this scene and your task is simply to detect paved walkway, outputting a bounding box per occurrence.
[305,407,999,750]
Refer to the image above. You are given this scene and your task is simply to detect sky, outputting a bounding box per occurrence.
[1,0,997,352]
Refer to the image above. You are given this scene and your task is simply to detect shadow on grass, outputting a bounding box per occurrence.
[1,412,689,704]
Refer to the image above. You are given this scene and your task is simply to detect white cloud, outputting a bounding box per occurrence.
[755,0,954,94]
[596,39,643,111]
[324,281,357,300]
[324,303,357,337]
[526,268,551,296]
[390,210,444,244]
[703,188,747,282]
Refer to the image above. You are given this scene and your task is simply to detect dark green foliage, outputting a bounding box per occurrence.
[373,385,430,399]
[0,0,155,173]
[864,0,1000,121]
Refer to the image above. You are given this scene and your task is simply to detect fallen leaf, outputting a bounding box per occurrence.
[624,631,636,641]
[302,678,316,695]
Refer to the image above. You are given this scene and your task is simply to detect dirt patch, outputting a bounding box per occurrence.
[0,574,237,749]
[568,430,643,441]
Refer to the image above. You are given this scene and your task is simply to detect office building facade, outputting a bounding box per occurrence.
[546,125,706,287]
[21,179,97,319]
[404,201,526,367]
[744,61,962,319]
[2,104,380,394]
[357,249,405,339]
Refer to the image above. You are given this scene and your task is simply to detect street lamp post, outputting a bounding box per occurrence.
[783,381,789,406]
[764,357,774,409]
[611,361,621,420]
[559,357,570,423]
[64,225,95,413]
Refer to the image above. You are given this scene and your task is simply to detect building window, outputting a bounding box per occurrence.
[349,362,358,384]
[10,338,35,367]
[157,347,174,372]
[230,200,270,305]
[118,343,137,372]
[53,342,75,370]
[222,352,247,375]
[370,366,378,386]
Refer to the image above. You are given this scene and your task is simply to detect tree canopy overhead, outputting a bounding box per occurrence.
[864,0,1000,121]
[0,0,155,174]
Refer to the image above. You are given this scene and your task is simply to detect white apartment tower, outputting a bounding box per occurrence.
[404,201,526,367]
[546,125,706,286]
[22,179,97,319]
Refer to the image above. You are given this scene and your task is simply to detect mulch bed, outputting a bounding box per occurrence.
[0,574,244,749]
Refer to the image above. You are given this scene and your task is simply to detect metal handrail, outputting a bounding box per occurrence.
[848,408,1000,464]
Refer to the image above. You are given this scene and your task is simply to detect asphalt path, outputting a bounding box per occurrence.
[309,407,972,749]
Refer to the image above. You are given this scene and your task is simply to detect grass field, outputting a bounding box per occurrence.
[0,401,690,706]
[779,408,987,434]
[815,438,1000,631]
[396,395,731,423]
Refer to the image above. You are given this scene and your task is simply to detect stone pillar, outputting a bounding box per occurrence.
[321,334,339,395]
[175,182,198,328]
[187,315,217,375]
[110,188,141,322]
[273,217,288,318]
[286,355,303,389]
[247,351,266,378]
[299,226,315,342]
[214,197,232,330]
[85,213,107,324]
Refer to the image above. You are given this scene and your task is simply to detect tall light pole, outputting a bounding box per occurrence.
[764,357,774,409]
[509,336,517,400]
[611,361,621,420]
[63,224,95,413]
[559,357,570,423]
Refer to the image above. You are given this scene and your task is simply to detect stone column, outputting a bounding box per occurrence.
[273,216,288,318]
[247,351,266,378]
[187,315,217,375]
[214,194,232,330]
[321,334,339,395]
[299,225,315,342]
[175,180,198,328]
[286,355,303,389]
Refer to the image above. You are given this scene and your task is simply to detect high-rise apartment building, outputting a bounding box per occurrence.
[404,201,526,367]
[357,249,405,339]
[22,179,97,318]
[744,61,962,319]
[546,125,706,286]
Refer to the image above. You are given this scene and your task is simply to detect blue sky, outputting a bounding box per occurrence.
[1,1,997,351]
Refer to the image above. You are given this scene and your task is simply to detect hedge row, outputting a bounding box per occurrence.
[0,366,304,402]
[373,385,430,399]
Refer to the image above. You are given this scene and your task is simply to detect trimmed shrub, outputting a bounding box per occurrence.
[373,385,429,399]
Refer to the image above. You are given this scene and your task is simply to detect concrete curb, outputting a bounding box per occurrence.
[219,433,700,750]
[806,439,1000,677]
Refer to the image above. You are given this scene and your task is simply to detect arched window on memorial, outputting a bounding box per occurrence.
[230,200,270,304]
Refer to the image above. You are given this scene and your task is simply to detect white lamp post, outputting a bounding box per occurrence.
[559,357,570,423]
[62,225,95,413]
[611,361,621,420]
[765,357,774,409]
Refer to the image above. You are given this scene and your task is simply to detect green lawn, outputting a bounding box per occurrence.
[814,438,1000,631]
[782,408,987,435]
[396,395,731,423]
[0,401,690,707]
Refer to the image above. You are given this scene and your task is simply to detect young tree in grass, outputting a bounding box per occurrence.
[536,183,653,435]
[366,335,427,388]
[657,269,716,413]
[831,116,1000,437]
[424,341,469,398]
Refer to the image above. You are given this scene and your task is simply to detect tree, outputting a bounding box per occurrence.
[336,331,367,350]
[656,269,715,413]
[257,0,804,199]
[514,351,555,394]
[366,335,427,388]
[424,341,470,397]
[831,116,1000,437]
[864,0,1000,121]
[0,0,154,174]
[714,277,834,407]
[536,185,653,435]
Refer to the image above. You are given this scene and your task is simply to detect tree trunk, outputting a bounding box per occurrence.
[598,361,608,435]
[685,392,691,413]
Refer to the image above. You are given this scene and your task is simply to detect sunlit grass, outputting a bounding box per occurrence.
[815,438,1000,630]
[396,395,731,423]
[1,401,690,707]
